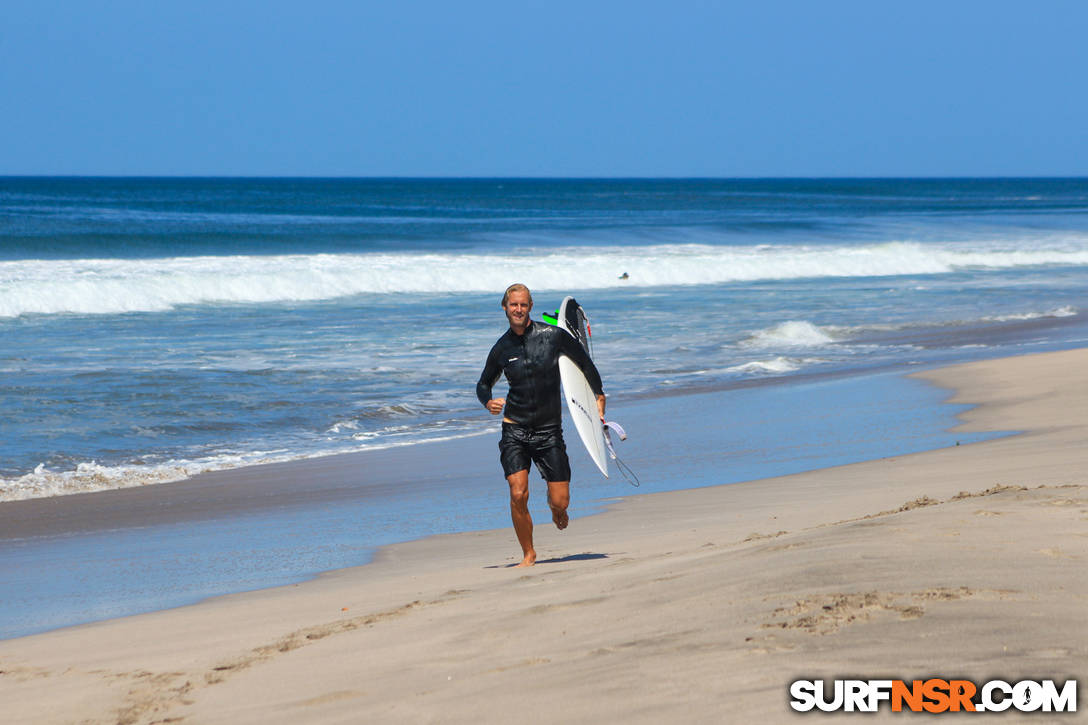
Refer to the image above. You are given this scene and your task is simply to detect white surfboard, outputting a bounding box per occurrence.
[555,296,609,478]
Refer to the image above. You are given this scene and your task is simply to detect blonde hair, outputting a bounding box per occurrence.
[501,283,532,308]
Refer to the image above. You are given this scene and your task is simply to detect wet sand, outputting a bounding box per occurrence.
[1,349,1086,723]
[0,434,500,540]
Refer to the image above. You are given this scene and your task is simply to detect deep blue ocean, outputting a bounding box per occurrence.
[2,178,1088,638]
[3,177,1087,498]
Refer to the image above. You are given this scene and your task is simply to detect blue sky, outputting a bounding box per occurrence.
[3,1,1086,177]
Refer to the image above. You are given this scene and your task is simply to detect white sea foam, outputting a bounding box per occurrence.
[741,321,839,348]
[1,460,209,502]
[4,241,1088,317]
[981,305,1078,322]
[820,305,1079,337]
[0,427,494,502]
[726,356,805,374]
[655,355,828,380]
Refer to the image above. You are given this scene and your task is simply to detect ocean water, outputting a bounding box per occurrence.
[3,178,1088,638]
[3,177,1087,500]
[0,371,1003,639]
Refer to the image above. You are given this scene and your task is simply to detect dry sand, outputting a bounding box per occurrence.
[2,349,1085,724]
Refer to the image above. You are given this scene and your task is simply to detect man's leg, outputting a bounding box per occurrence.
[547,480,570,530]
[506,469,536,567]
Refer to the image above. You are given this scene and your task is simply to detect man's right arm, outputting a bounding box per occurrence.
[476,344,504,412]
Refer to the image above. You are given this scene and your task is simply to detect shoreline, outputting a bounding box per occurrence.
[0,362,999,641]
[2,348,1086,723]
[7,309,1086,506]
[2,346,1015,538]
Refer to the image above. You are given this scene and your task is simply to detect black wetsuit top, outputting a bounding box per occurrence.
[476,320,604,429]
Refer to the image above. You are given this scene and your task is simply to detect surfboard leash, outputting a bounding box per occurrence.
[602,420,641,487]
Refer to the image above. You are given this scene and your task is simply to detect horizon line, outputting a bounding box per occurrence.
[3,174,1087,181]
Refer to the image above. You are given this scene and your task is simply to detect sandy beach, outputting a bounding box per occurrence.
[2,348,1086,723]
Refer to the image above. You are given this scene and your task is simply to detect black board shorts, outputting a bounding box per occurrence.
[499,422,571,482]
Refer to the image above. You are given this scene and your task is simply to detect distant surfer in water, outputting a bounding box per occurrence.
[477,283,606,567]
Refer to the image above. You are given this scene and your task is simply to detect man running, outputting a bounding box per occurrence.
[477,283,606,567]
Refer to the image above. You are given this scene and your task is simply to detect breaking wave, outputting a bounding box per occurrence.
[5,241,1088,317]
[742,321,839,348]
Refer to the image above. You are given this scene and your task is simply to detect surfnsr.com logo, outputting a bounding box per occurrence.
[789,678,1077,713]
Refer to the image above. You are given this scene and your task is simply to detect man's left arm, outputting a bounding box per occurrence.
[557,331,606,419]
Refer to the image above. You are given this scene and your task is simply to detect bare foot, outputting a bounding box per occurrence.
[551,507,569,531]
[516,550,537,567]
